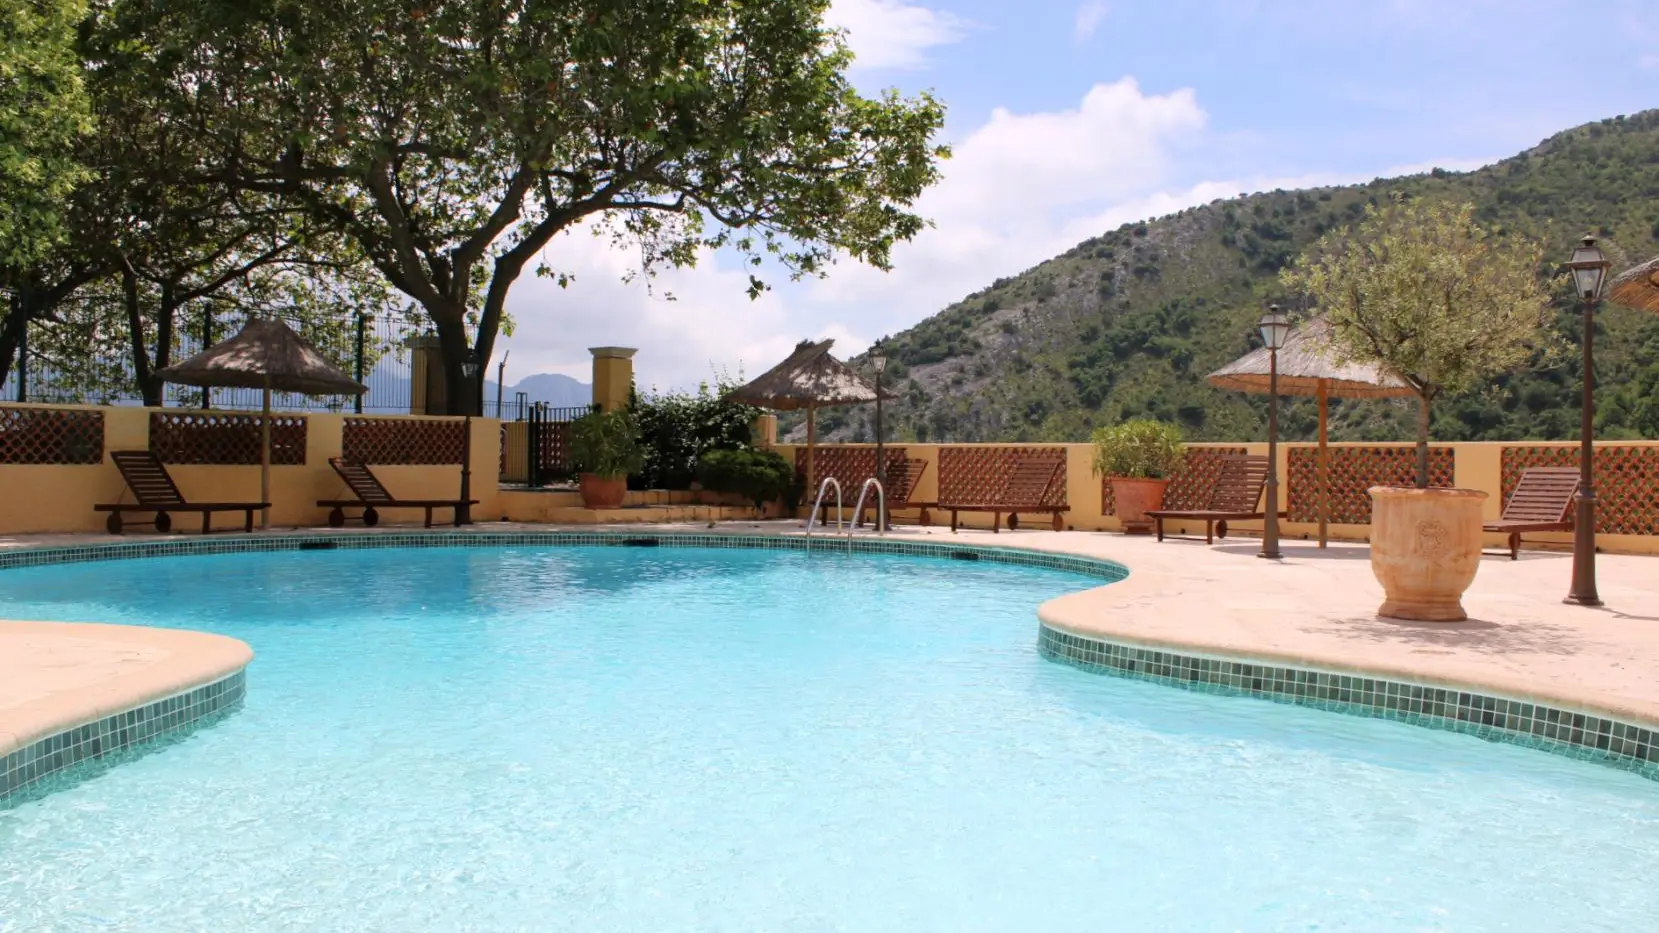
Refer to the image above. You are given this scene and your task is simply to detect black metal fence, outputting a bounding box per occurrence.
[4,308,423,413]
[499,402,597,486]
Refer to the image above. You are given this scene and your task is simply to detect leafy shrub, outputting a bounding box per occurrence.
[630,383,762,489]
[696,448,794,511]
[1090,419,1186,479]
[570,410,645,478]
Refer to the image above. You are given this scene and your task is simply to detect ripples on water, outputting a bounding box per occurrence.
[0,546,1655,932]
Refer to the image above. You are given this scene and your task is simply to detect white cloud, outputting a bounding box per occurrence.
[805,79,1207,316]
[825,0,968,71]
[1074,1,1108,40]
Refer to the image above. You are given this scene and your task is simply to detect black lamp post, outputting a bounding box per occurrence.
[872,344,888,532]
[458,352,480,526]
[1258,305,1291,560]
[1564,235,1610,606]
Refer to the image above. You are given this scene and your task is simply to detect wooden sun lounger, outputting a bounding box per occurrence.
[1145,455,1284,544]
[318,457,479,528]
[1484,466,1580,560]
[854,457,937,527]
[94,450,268,535]
[942,456,1068,533]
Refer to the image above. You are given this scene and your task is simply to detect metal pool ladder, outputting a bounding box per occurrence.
[851,478,886,541]
[805,477,843,550]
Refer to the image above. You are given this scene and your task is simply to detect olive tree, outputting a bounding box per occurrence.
[1280,198,1556,487]
[116,0,948,414]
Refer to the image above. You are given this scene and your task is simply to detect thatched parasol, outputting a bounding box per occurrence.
[1207,315,1413,547]
[157,317,366,529]
[1609,257,1659,314]
[724,338,893,495]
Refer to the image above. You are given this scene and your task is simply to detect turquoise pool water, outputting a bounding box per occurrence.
[1,545,1656,932]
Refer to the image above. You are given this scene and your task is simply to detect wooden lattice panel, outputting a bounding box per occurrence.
[794,446,909,487]
[1502,446,1659,536]
[938,447,1067,507]
[342,417,464,465]
[0,407,104,464]
[1287,445,1454,524]
[149,412,307,465]
[1100,446,1247,515]
[534,421,573,476]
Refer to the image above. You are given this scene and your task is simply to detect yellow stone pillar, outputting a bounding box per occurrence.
[751,414,777,447]
[589,347,637,413]
[407,335,445,415]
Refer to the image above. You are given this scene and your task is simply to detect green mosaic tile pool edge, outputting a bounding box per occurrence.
[1038,626,1659,782]
[0,531,1133,583]
[0,670,246,807]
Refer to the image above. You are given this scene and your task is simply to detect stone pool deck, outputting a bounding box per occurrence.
[0,620,251,796]
[2,520,1657,765]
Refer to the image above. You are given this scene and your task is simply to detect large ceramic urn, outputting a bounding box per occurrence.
[1111,477,1170,535]
[579,474,628,509]
[1368,486,1488,621]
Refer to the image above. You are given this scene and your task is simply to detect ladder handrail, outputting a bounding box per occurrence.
[850,478,886,540]
[805,477,843,542]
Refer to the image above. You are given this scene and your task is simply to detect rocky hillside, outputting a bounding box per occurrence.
[797,110,1659,445]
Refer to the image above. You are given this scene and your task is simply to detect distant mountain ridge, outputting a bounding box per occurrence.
[366,359,590,413]
[799,110,1659,445]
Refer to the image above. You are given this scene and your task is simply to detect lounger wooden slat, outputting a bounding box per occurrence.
[854,457,937,527]
[941,456,1068,533]
[1144,455,1285,543]
[1483,467,1580,560]
[317,458,479,528]
[94,450,268,535]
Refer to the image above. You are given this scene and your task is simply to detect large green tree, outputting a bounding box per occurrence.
[0,0,94,391]
[1281,198,1558,486]
[115,0,947,414]
[0,0,91,267]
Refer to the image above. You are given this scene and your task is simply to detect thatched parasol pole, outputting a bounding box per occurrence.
[806,402,817,496]
[260,374,272,530]
[1316,379,1329,548]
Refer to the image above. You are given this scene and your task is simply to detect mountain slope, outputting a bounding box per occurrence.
[804,110,1659,445]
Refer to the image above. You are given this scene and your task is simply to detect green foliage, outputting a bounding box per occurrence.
[1281,198,1556,485]
[121,0,949,412]
[630,383,762,489]
[696,447,793,511]
[1090,419,1186,479]
[569,410,645,479]
[0,0,91,267]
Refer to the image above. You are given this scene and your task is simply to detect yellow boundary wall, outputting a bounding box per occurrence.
[0,403,500,534]
[773,441,1659,556]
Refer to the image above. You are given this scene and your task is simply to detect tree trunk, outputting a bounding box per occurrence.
[119,258,159,406]
[433,313,480,416]
[150,283,177,407]
[0,285,31,391]
[1415,394,1431,489]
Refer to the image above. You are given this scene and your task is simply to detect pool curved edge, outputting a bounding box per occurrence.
[2,528,1654,790]
[1036,590,1659,781]
[0,621,251,804]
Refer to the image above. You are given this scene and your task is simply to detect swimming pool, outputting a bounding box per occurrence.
[1,544,1656,931]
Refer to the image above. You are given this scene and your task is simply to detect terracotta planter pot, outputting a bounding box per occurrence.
[1110,477,1169,534]
[579,473,628,509]
[1368,486,1489,622]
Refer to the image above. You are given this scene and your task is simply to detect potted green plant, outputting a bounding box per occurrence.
[570,410,645,509]
[1282,197,1554,621]
[696,448,795,517]
[1091,419,1186,534]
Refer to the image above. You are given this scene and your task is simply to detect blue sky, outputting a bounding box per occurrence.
[501,0,1659,391]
